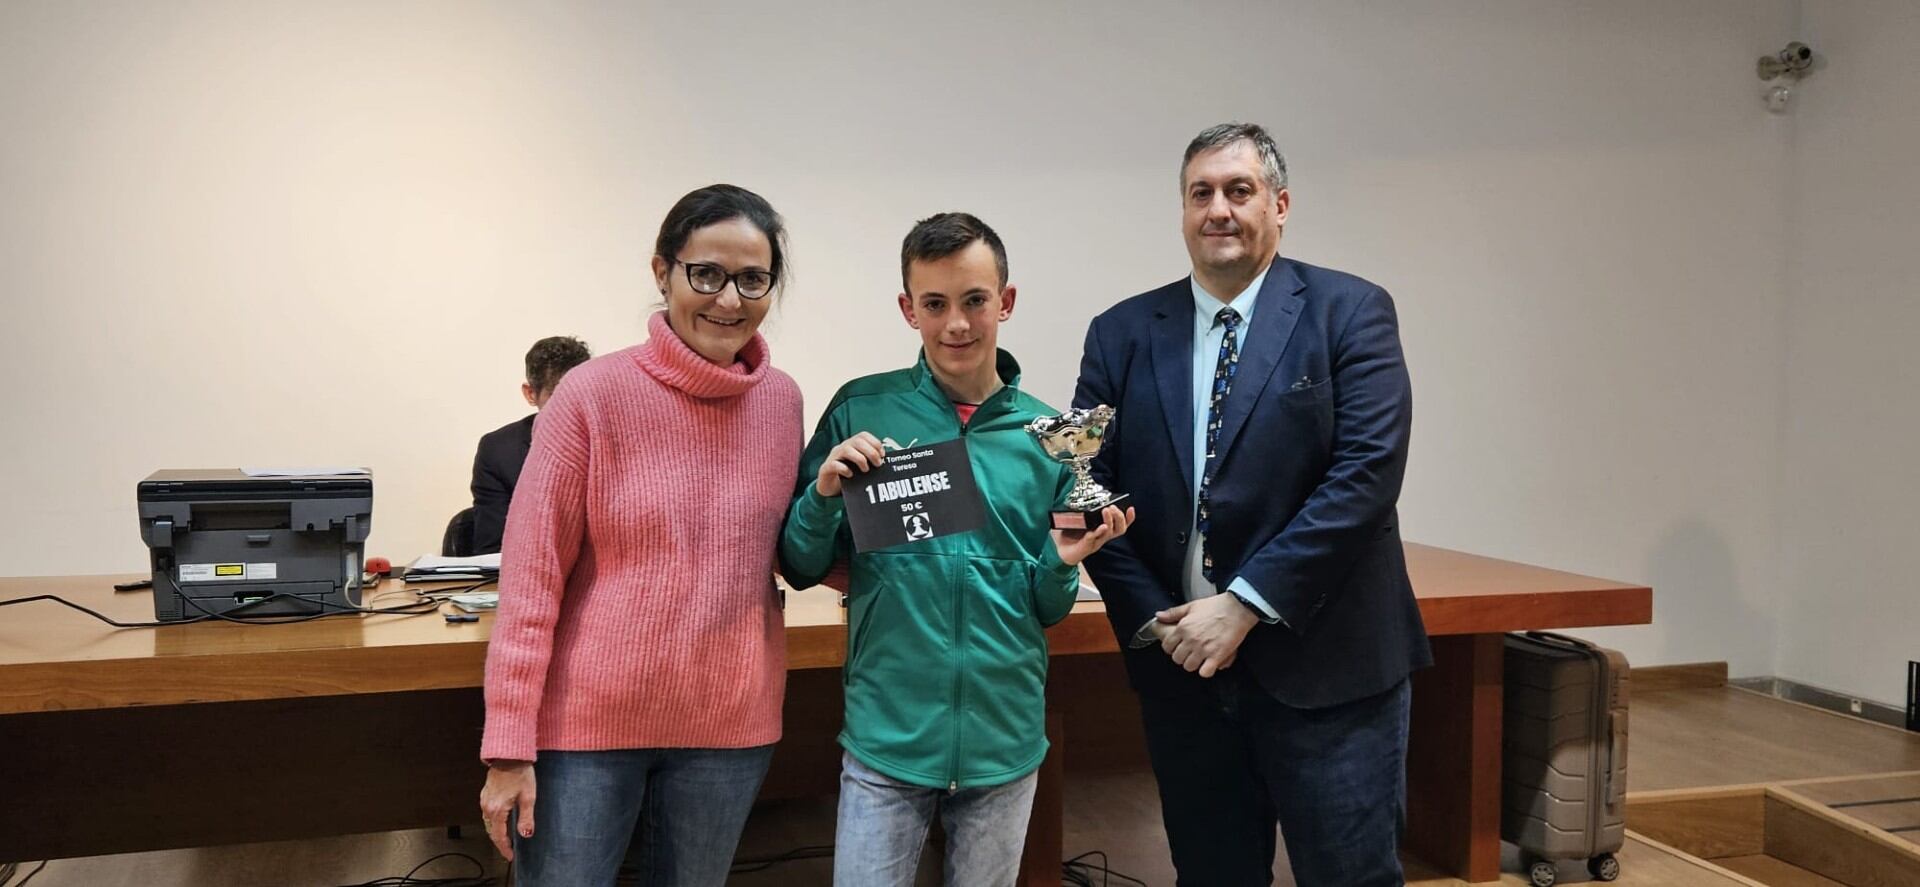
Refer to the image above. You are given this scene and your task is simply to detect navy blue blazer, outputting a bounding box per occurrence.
[470,414,534,556]
[1073,257,1431,708]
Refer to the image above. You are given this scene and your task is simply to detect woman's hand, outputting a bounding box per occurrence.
[479,760,536,860]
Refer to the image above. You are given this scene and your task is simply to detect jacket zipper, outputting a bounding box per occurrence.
[941,376,1008,793]
[949,552,965,793]
[949,404,973,792]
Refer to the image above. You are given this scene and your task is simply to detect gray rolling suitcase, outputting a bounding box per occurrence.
[1501,631,1629,887]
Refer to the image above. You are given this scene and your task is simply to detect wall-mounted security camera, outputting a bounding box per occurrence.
[1757,41,1817,113]
[1758,41,1815,81]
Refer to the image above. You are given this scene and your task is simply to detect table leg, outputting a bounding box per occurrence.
[1405,632,1505,883]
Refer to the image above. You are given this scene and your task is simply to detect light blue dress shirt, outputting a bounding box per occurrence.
[1187,267,1282,623]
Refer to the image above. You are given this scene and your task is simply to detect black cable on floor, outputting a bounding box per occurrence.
[336,851,498,886]
[726,844,835,874]
[1063,849,1149,887]
[716,842,1149,884]
[0,861,48,887]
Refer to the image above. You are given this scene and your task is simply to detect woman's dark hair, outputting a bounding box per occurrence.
[653,184,789,293]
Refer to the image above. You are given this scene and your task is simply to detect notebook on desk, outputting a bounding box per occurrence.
[403,553,500,582]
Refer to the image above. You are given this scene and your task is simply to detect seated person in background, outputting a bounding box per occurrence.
[469,335,591,554]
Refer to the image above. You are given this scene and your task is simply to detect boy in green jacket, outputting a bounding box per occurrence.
[780,212,1132,887]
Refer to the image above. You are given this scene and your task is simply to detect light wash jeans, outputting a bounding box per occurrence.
[833,751,1039,887]
[508,745,773,887]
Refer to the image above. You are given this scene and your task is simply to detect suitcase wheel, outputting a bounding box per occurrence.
[1588,853,1620,881]
[1525,857,1558,887]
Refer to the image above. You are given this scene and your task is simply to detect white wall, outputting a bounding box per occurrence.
[0,1,1803,677]
[1775,0,1920,706]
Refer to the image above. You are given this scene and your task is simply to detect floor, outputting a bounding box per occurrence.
[1628,687,1920,791]
[1713,855,1850,887]
[13,685,1920,886]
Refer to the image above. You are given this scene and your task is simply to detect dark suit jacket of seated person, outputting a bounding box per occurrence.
[470,335,591,555]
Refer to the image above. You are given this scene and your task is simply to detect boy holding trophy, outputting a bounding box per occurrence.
[779,212,1131,886]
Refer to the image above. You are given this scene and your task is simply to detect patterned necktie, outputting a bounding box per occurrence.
[1198,307,1242,583]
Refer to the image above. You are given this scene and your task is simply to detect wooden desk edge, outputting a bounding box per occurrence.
[2,583,1652,714]
[0,642,489,715]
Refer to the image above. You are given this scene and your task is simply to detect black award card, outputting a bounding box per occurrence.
[841,438,987,552]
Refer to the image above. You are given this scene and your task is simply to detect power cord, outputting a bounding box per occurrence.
[726,844,835,874]
[171,588,445,625]
[0,594,205,628]
[713,842,1146,885]
[0,860,47,887]
[0,845,1137,885]
[335,851,499,886]
[1,849,504,887]
[0,579,494,629]
[370,580,497,608]
[179,578,496,622]
[1063,850,1148,887]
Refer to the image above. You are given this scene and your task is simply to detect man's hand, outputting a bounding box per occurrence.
[1156,592,1257,678]
[1050,505,1135,566]
[814,432,886,498]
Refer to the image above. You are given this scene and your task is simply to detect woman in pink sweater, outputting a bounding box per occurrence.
[478,184,805,886]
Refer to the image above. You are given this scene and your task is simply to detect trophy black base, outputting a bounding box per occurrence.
[1049,494,1129,531]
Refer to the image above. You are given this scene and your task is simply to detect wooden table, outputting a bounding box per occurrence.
[0,543,1648,884]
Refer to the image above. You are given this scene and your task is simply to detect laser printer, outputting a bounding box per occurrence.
[136,469,372,621]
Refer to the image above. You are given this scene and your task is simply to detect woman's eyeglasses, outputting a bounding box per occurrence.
[676,261,775,300]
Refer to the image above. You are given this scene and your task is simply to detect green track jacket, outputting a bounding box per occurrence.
[779,350,1079,789]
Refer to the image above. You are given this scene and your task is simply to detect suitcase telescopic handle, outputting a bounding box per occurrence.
[1522,630,1595,649]
[1606,715,1628,806]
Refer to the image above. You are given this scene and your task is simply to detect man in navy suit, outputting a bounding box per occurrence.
[1073,123,1431,886]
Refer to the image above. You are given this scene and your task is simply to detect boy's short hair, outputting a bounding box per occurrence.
[900,212,1008,293]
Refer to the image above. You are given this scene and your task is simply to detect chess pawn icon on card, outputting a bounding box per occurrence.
[1025,405,1130,530]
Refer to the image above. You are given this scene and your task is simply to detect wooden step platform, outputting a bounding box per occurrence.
[1405,834,1763,885]
[1627,772,1920,886]
[1787,772,1920,847]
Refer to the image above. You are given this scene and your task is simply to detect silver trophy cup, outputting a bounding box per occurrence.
[1025,405,1129,530]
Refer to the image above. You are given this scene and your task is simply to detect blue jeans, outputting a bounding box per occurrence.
[508,746,774,887]
[1139,674,1412,887]
[833,752,1039,887]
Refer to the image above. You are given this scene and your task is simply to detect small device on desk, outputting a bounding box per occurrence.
[137,469,373,622]
[449,592,498,612]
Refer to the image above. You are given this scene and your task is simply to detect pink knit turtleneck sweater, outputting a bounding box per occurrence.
[481,312,804,762]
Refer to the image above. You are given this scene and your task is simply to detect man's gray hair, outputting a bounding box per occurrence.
[1181,122,1288,193]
